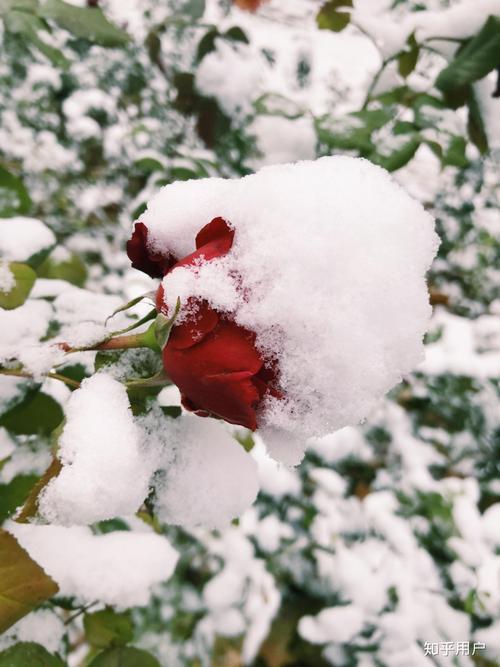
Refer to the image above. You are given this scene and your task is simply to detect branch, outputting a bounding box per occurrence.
[16,456,62,523]
[0,368,81,390]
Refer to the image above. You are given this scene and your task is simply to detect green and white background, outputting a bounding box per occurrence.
[0,0,499,665]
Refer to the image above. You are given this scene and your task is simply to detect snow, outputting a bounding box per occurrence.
[353,0,500,59]
[249,115,316,167]
[154,415,259,528]
[298,604,365,644]
[196,41,263,117]
[475,74,500,151]
[0,299,52,349]
[0,444,51,485]
[200,529,281,663]
[251,436,301,498]
[142,156,438,462]
[0,262,14,293]
[52,285,129,347]
[0,217,55,262]
[8,522,179,608]
[39,374,152,525]
[0,610,65,655]
[422,310,500,378]
[308,426,370,463]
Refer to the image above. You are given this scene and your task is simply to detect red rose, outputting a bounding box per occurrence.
[131,216,280,430]
[233,0,267,11]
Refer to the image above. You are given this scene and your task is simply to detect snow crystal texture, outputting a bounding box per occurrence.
[141,157,439,461]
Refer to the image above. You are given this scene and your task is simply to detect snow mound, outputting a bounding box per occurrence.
[141,156,438,463]
[39,374,151,525]
[0,217,55,261]
[8,522,178,608]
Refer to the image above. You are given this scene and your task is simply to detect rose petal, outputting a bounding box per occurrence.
[127,222,176,278]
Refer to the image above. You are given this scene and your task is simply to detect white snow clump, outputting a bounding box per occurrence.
[140,156,439,463]
[8,522,178,608]
[39,373,151,525]
[0,217,55,261]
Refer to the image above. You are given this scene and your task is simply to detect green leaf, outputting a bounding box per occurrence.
[0,475,38,523]
[0,642,65,666]
[84,610,134,650]
[398,33,420,78]
[371,137,421,172]
[0,166,31,216]
[110,308,157,337]
[0,392,63,435]
[4,10,69,68]
[351,108,394,131]
[0,263,36,310]
[443,135,468,167]
[37,253,87,287]
[0,0,39,14]
[38,0,130,47]
[134,157,165,173]
[88,647,160,667]
[436,16,500,93]
[160,405,181,418]
[104,293,153,325]
[467,89,489,154]
[393,120,417,135]
[196,27,218,62]
[224,26,249,44]
[0,530,58,633]
[235,430,255,452]
[316,0,352,32]
[181,0,205,21]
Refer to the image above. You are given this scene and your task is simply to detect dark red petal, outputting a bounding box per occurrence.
[163,319,265,429]
[167,319,262,374]
[195,217,234,250]
[169,300,220,349]
[126,222,176,278]
[170,217,235,271]
[202,372,260,429]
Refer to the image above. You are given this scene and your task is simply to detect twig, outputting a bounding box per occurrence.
[16,456,63,523]
[65,601,98,626]
[0,368,81,389]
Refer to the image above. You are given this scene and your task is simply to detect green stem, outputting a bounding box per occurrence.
[0,368,81,390]
[66,322,161,354]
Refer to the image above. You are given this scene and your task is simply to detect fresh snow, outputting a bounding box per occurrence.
[142,156,439,462]
[0,217,55,261]
[39,374,152,525]
[8,522,178,608]
[154,415,259,528]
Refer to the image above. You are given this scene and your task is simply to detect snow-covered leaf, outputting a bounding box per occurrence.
[0,262,36,310]
[38,0,130,47]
